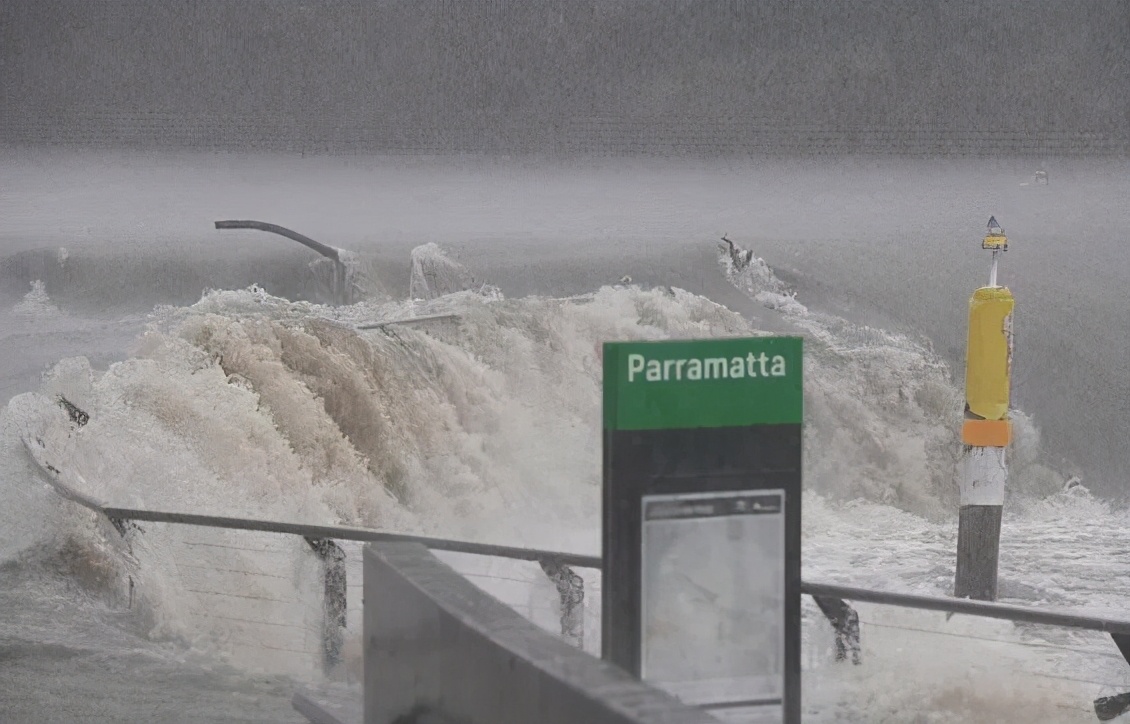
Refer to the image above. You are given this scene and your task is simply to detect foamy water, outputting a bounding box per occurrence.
[3,152,1130,722]
[4,243,1125,721]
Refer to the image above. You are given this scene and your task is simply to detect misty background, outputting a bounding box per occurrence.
[1,1,1128,490]
[2,0,1129,156]
[5,4,1130,722]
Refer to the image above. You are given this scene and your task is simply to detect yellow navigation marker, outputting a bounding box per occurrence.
[964,285,1015,422]
[955,215,1017,602]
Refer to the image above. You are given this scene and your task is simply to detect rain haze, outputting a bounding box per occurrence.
[2,1,1130,722]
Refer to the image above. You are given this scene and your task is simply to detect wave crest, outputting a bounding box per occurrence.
[719,238,1065,517]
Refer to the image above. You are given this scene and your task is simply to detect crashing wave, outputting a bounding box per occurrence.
[717,236,801,309]
[716,236,1067,510]
[408,242,489,300]
[11,237,1062,551]
[0,238,1091,690]
[0,278,758,668]
[308,247,382,305]
[11,239,1073,549]
[12,280,64,320]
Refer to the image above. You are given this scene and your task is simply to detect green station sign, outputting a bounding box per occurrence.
[603,336,804,431]
[602,334,805,722]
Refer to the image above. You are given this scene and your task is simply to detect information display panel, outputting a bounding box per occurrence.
[641,490,785,722]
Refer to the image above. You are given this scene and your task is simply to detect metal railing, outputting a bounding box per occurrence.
[803,581,1130,637]
[25,430,590,664]
[96,506,591,653]
[24,430,1130,719]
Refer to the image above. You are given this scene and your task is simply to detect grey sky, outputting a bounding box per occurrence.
[2,0,1128,153]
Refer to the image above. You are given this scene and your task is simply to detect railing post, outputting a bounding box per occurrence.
[539,557,584,650]
[812,595,861,665]
[1095,635,1130,720]
[305,537,347,671]
[104,515,140,610]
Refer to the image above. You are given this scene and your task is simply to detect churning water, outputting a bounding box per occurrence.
[2,150,1129,722]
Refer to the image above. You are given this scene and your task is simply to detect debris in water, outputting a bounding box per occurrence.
[720,234,754,271]
[56,395,90,427]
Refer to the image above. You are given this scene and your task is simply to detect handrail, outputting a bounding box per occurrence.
[26,432,1130,639]
[23,437,597,569]
[25,430,1130,713]
[99,505,602,569]
[356,313,461,330]
[802,580,1130,636]
[23,432,590,656]
[56,499,1130,639]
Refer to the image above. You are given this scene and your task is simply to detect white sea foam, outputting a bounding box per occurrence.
[0,267,746,664]
[2,242,1121,718]
[408,241,482,300]
[719,242,1067,515]
[11,280,64,320]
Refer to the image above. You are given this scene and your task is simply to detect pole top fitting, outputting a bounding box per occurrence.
[982,216,1008,251]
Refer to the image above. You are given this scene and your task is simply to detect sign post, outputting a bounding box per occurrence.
[602,336,803,724]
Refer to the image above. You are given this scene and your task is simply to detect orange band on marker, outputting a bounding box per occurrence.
[962,419,1012,447]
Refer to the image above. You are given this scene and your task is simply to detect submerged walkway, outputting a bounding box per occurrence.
[0,564,307,724]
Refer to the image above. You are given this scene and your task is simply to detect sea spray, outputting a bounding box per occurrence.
[12,279,64,320]
[718,240,1067,516]
[0,282,750,672]
[3,243,1093,700]
[409,241,481,300]
[5,267,977,655]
